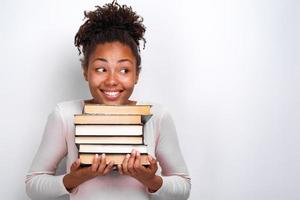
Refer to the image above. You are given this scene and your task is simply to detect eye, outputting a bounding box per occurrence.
[96,67,106,73]
[120,68,129,74]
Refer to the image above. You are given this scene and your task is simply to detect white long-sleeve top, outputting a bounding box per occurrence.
[26,100,191,200]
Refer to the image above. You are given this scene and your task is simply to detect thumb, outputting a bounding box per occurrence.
[71,159,80,171]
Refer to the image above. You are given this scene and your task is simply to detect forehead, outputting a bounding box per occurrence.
[90,41,135,60]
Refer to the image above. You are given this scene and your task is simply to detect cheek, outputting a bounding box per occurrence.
[121,75,137,88]
[122,80,135,89]
[88,74,105,86]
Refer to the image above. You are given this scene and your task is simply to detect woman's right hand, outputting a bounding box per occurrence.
[63,154,114,191]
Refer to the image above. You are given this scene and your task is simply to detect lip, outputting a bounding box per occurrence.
[101,89,123,101]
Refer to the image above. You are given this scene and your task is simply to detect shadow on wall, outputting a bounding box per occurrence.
[49,44,90,102]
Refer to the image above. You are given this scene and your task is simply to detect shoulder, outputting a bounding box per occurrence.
[138,101,172,123]
[151,103,167,118]
[53,99,84,122]
[55,99,83,113]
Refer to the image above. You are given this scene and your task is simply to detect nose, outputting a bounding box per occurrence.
[105,71,118,86]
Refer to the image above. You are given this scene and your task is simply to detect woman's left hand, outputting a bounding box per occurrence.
[118,150,163,192]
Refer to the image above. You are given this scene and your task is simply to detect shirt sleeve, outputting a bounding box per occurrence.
[25,105,71,199]
[148,109,191,200]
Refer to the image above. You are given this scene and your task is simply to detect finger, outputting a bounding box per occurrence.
[148,155,158,171]
[91,154,99,172]
[128,150,136,174]
[97,153,106,174]
[122,154,130,175]
[133,151,143,173]
[118,164,123,175]
[103,161,114,175]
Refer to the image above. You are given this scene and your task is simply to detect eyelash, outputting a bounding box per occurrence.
[95,67,129,74]
[120,68,129,73]
[96,67,106,73]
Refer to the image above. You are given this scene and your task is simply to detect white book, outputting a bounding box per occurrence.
[79,144,148,154]
[75,125,143,136]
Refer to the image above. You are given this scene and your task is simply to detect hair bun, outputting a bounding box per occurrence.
[74,1,146,68]
[80,1,146,50]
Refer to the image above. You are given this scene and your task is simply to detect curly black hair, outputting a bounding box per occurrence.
[74,0,146,72]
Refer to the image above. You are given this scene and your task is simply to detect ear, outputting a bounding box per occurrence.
[83,67,88,81]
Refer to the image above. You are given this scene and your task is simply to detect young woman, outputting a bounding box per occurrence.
[26,2,191,200]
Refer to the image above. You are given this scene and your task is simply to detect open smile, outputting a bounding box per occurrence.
[101,90,123,100]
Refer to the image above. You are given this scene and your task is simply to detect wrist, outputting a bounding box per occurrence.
[142,175,163,193]
[63,173,89,191]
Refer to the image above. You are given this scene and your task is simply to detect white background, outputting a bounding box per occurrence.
[1,0,300,199]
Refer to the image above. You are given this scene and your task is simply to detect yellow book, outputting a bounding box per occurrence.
[84,104,151,115]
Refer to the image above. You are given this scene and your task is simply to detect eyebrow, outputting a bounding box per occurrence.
[93,58,133,64]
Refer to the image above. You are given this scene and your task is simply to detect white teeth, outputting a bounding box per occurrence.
[104,91,120,97]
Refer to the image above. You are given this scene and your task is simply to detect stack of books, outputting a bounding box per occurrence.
[74,103,152,166]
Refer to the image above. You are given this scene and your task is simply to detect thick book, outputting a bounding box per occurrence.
[84,104,151,115]
[80,154,150,165]
[75,124,143,136]
[79,144,148,154]
[75,136,143,144]
[74,114,152,125]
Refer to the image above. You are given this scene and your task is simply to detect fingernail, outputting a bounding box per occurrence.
[96,154,99,158]
[126,154,130,158]
[148,155,152,161]
[136,151,140,156]
[102,153,105,158]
